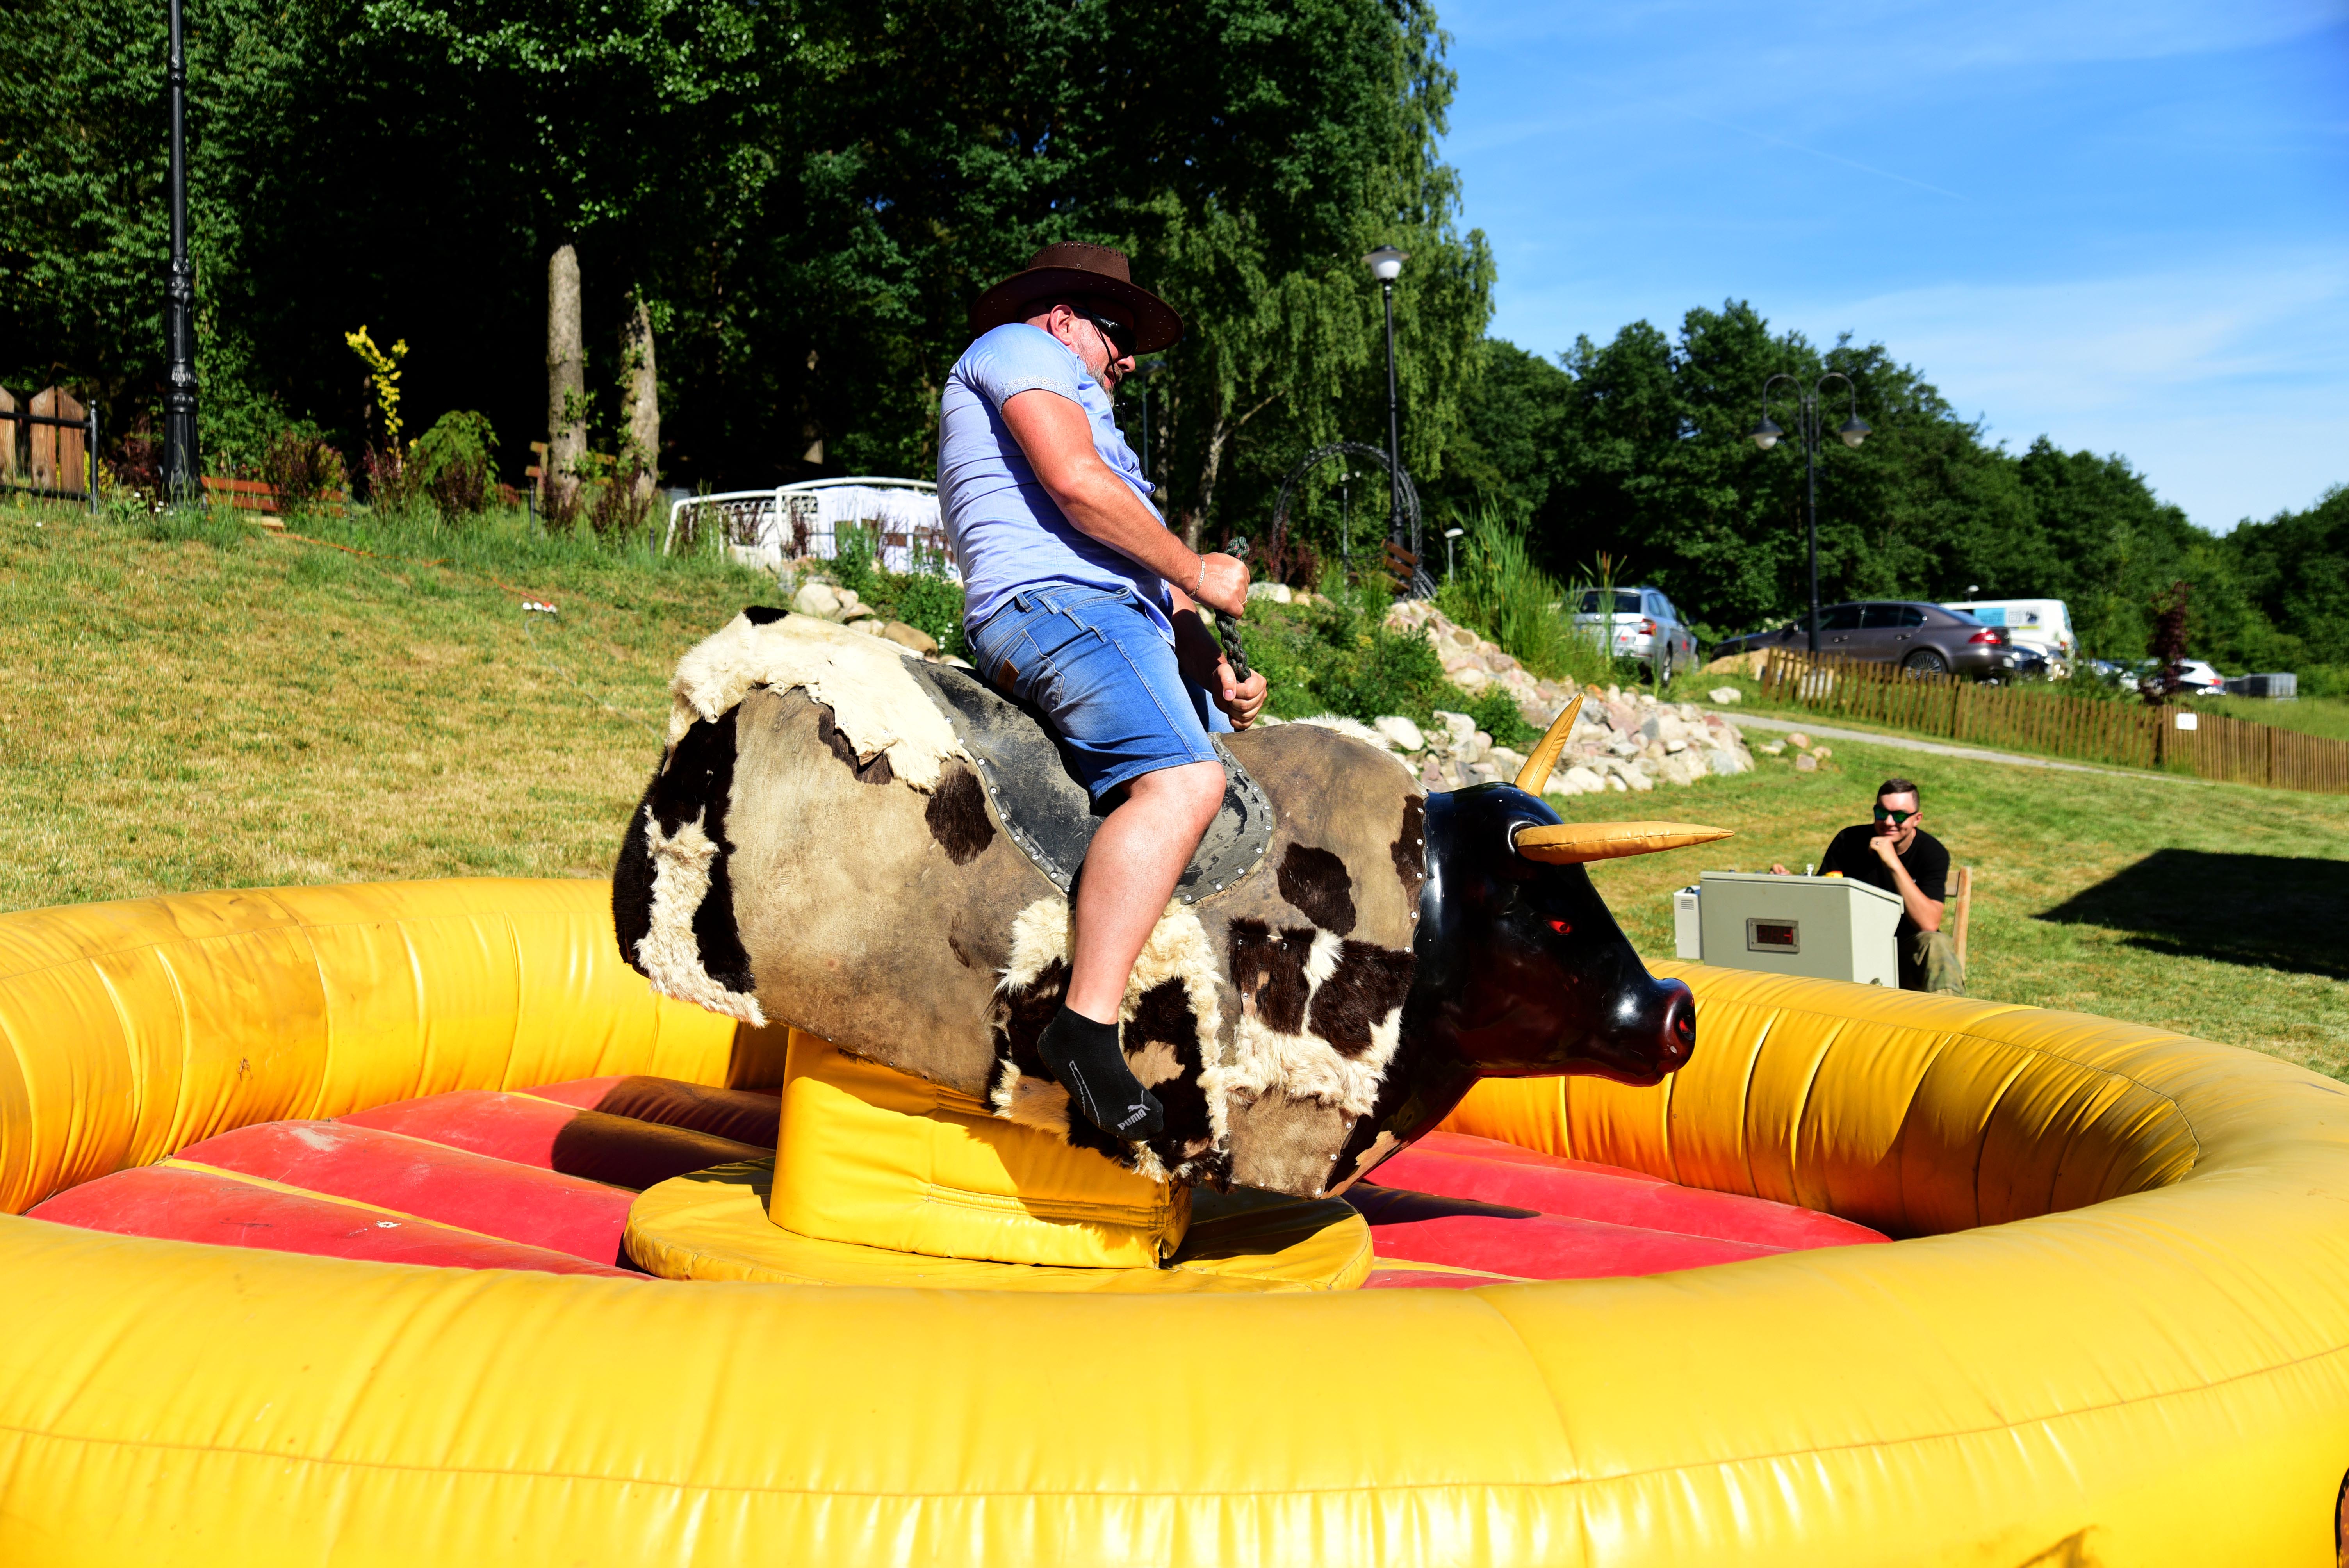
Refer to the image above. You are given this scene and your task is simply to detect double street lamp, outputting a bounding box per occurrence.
[1748,374,1870,654]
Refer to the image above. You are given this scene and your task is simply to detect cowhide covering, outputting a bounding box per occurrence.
[616,608,1426,1198]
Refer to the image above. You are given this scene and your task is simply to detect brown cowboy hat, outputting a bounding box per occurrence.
[968,243,1184,356]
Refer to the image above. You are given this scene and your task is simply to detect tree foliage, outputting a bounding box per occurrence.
[1428,302,2337,669]
[4,0,1487,544]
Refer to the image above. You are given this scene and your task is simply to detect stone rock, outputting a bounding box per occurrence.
[1707,748,1746,776]
[1623,766,1654,791]
[1788,732,1811,749]
[851,616,889,636]
[1559,765,1606,795]
[1436,711,1476,749]
[1607,775,1629,792]
[1759,742,1786,756]
[1795,752,1819,773]
[1469,761,1503,784]
[880,620,937,655]
[792,581,843,618]
[1247,582,1293,604]
[1709,686,1743,705]
[937,654,975,669]
[1372,715,1426,753]
[1452,666,1492,693]
[1487,745,1529,780]
[836,586,862,609]
[1813,746,1833,761]
[1664,737,1688,754]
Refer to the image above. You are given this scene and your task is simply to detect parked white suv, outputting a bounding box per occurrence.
[1572,586,1701,682]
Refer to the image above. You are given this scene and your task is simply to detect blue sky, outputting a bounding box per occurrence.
[1436,0,2349,532]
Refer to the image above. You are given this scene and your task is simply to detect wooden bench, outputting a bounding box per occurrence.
[201,476,349,525]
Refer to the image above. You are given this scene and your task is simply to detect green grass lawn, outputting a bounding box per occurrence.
[0,496,777,906]
[5,498,2345,1080]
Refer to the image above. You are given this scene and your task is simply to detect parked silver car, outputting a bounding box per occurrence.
[1571,586,1701,681]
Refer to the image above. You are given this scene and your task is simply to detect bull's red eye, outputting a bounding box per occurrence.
[1548,919,1572,935]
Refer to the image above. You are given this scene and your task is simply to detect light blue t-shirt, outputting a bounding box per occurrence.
[937,323,1171,640]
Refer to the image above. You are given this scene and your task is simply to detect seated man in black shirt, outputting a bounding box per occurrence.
[1773,777,1964,994]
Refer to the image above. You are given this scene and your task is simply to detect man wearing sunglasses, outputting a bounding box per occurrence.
[937,243,1266,1144]
[1773,777,1962,993]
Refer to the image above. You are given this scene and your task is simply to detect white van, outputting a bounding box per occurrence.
[1939,599,2075,671]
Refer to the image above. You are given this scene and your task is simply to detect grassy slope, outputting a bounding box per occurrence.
[0,500,775,905]
[5,501,2344,1079]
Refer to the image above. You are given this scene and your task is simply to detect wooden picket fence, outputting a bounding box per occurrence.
[1758,650,2349,796]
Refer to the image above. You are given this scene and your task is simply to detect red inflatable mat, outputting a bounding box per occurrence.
[28,1163,636,1277]
[340,1090,768,1190]
[171,1120,635,1263]
[1356,1130,1887,1289]
[523,1075,781,1149]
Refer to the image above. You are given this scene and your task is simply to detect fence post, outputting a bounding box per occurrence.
[86,403,99,513]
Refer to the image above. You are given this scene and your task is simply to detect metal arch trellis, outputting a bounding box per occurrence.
[1268,441,1431,599]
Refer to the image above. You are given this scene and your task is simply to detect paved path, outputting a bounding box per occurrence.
[1722,712,2192,781]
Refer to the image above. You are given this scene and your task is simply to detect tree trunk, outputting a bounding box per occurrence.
[1189,411,1229,551]
[546,244,585,508]
[1187,392,1275,552]
[622,292,659,501]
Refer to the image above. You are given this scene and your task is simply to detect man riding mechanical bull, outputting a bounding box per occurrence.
[612,243,1722,1199]
[941,243,1269,1143]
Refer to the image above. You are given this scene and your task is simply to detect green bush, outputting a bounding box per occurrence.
[1236,581,1456,725]
[823,524,968,658]
[1462,685,1538,748]
[409,410,497,520]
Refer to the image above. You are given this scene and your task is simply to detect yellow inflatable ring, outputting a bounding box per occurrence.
[1,877,2345,1565]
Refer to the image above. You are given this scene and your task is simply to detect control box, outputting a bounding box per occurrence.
[1672,872,1903,987]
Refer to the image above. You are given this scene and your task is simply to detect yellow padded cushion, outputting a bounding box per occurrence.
[771,1029,1191,1268]
[630,1158,1372,1292]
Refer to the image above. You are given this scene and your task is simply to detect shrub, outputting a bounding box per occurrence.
[410,411,497,522]
[261,430,348,511]
[1463,685,1538,749]
[589,467,652,542]
[821,525,968,657]
[360,445,423,512]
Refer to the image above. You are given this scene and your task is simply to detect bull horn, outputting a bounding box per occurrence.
[1513,821,1734,864]
[1512,693,1584,795]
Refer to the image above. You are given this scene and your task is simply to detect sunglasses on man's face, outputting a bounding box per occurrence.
[1873,805,1918,825]
[1073,307,1135,359]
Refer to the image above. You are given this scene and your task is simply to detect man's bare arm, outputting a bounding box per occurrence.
[1870,839,1944,930]
[1002,388,1247,617]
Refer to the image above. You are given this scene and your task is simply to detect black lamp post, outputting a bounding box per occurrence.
[160,0,199,499]
[1362,245,1408,573]
[1748,373,1870,654]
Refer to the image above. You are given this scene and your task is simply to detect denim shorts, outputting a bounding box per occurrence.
[966,585,1230,800]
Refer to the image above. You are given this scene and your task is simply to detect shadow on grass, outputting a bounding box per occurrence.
[2040,850,2349,980]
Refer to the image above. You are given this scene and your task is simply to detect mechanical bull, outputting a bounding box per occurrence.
[614,608,1727,1199]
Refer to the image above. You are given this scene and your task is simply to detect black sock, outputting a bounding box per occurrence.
[1036,1006,1163,1142]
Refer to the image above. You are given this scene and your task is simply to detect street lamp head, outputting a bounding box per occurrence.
[1747,415,1783,451]
[1443,527,1464,539]
[1837,415,1871,449]
[1362,246,1408,282]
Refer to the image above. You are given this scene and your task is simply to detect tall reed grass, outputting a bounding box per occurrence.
[1435,507,1625,686]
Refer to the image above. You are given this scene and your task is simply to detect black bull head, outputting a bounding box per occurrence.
[1330,698,1718,1176]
